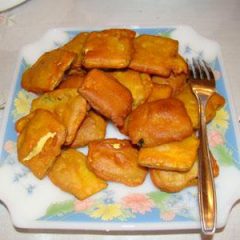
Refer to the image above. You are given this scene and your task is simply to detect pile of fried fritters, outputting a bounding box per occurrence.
[16,29,225,200]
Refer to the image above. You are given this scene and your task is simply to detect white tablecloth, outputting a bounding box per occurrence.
[0,0,240,239]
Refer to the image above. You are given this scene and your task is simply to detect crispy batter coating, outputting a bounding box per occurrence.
[127,98,193,147]
[22,49,76,94]
[138,135,199,171]
[62,32,89,68]
[87,139,148,186]
[82,29,135,69]
[129,35,187,76]
[31,88,87,145]
[176,84,225,128]
[79,69,133,126]
[152,73,187,95]
[111,70,153,109]
[150,156,219,193]
[17,109,66,179]
[58,70,86,89]
[147,83,172,102]
[70,111,107,148]
[48,149,107,200]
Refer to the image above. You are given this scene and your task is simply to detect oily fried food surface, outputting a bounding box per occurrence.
[21,49,76,94]
[127,98,193,147]
[70,111,107,148]
[87,139,148,186]
[152,73,187,96]
[111,70,153,109]
[48,149,107,200]
[147,83,172,102]
[31,88,87,145]
[138,135,199,172]
[79,69,133,126]
[82,29,135,69]
[150,155,219,193]
[129,35,187,76]
[17,109,66,179]
[62,32,89,68]
[176,84,225,128]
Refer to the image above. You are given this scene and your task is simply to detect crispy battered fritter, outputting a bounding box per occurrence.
[152,73,187,96]
[17,109,66,179]
[147,83,172,102]
[129,35,187,76]
[70,111,107,148]
[176,84,225,128]
[48,149,107,200]
[22,49,76,93]
[62,32,89,68]
[87,139,148,186]
[79,69,133,126]
[127,98,193,147]
[82,29,135,69]
[111,69,153,109]
[150,156,219,193]
[138,135,199,171]
[31,88,87,145]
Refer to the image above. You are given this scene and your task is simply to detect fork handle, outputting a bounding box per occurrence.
[198,98,217,235]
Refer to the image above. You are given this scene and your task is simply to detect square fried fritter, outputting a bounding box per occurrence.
[82,29,135,69]
[62,32,89,68]
[129,35,188,77]
[22,49,76,94]
[138,135,199,171]
[31,88,87,145]
[127,98,193,147]
[110,70,153,109]
[79,69,133,126]
[48,149,107,200]
[70,111,107,148]
[152,73,187,96]
[150,155,219,193]
[176,84,225,128]
[147,83,172,102]
[17,109,66,179]
[87,139,148,186]
[58,69,86,89]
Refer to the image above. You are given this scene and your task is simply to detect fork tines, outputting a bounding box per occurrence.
[188,58,215,81]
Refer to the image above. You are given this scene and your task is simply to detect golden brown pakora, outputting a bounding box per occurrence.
[62,32,89,68]
[110,70,153,109]
[150,156,219,193]
[129,35,187,77]
[127,98,193,147]
[79,69,133,126]
[138,135,199,171]
[147,83,172,102]
[82,29,135,69]
[58,69,86,89]
[152,73,187,95]
[70,111,107,148]
[31,88,87,145]
[48,149,107,200]
[22,49,76,94]
[17,109,66,179]
[176,84,225,128]
[87,139,148,186]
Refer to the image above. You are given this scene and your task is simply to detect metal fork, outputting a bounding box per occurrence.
[188,58,217,235]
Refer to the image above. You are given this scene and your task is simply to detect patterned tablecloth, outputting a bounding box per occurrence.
[0,0,240,239]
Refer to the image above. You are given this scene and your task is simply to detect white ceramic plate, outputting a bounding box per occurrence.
[0,26,240,232]
[0,0,27,12]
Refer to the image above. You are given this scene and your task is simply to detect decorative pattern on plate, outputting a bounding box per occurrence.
[0,27,239,230]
